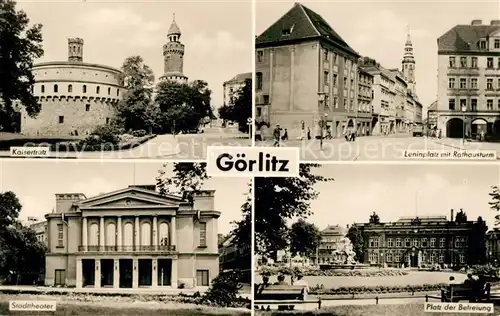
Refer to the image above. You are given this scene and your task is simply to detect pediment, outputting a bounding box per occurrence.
[76,187,184,210]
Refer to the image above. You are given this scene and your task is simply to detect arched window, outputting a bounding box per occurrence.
[68,84,72,93]
[53,84,58,93]
[123,223,133,246]
[256,72,263,90]
[96,86,100,94]
[89,223,99,246]
[41,85,45,93]
[159,222,169,246]
[141,222,151,246]
[106,223,116,246]
[82,85,87,93]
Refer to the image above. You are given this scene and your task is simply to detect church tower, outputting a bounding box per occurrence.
[68,38,84,62]
[402,26,416,94]
[162,14,188,83]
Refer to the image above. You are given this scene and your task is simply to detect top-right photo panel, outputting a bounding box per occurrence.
[254,1,500,162]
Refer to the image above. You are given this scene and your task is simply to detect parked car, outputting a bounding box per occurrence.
[413,125,423,137]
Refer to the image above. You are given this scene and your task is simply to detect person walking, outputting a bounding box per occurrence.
[273,124,281,147]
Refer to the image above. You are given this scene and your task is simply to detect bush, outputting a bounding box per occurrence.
[309,283,448,295]
[82,125,120,145]
[201,270,245,307]
[131,129,147,137]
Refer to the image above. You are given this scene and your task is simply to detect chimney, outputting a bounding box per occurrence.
[491,20,500,26]
[450,209,454,221]
[68,38,84,62]
[471,20,482,26]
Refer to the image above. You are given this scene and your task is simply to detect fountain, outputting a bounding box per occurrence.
[319,237,369,270]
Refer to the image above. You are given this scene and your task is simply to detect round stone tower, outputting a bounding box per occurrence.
[68,38,84,62]
[162,14,188,83]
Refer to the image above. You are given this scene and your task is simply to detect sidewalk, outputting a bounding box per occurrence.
[431,137,500,153]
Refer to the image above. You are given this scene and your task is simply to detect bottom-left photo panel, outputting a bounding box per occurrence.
[0,160,251,315]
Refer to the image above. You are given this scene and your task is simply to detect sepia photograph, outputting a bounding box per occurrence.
[254,163,500,315]
[0,161,251,315]
[254,0,500,161]
[0,0,252,159]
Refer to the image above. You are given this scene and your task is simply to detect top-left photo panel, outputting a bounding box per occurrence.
[0,0,252,160]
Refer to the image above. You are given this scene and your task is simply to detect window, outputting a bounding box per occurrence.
[83,85,87,93]
[199,222,207,247]
[387,238,393,247]
[54,84,58,93]
[54,269,65,286]
[396,238,402,247]
[386,253,393,262]
[413,239,419,247]
[460,99,467,111]
[498,58,500,69]
[333,74,337,86]
[263,95,269,104]
[448,78,455,89]
[471,78,478,89]
[117,89,120,96]
[333,96,338,108]
[324,71,329,85]
[323,49,328,61]
[460,57,467,67]
[343,77,347,87]
[68,84,72,93]
[471,57,478,68]
[430,252,436,263]
[498,79,500,90]
[256,72,263,90]
[498,99,500,110]
[333,53,337,63]
[421,238,428,247]
[459,78,467,89]
[123,223,133,246]
[439,253,444,263]
[449,99,456,110]
[487,58,494,68]
[480,41,487,49]
[282,27,292,36]
[108,87,111,95]
[58,116,64,124]
[257,50,263,62]
[430,238,436,248]
[106,223,116,246]
[487,99,493,110]
[369,238,379,247]
[343,99,347,109]
[449,56,456,67]
[324,95,329,109]
[141,222,151,246]
[196,270,209,286]
[349,100,353,110]
[495,39,500,49]
[395,253,401,263]
[459,254,465,264]
[86,104,90,112]
[487,78,494,90]
[439,238,446,248]
[57,224,64,247]
[405,238,411,247]
[41,85,45,93]
[256,107,262,117]
[471,99,478,110]
[106,117,110,124]
[96,86,100,94]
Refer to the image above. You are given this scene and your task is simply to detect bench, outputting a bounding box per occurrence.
[254,284,308,310]
[441,282,491,302]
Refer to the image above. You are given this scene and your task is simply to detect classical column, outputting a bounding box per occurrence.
[117,216,122,248]
[82,217,87,249]
[99,217,105,248]
[153,216,158,250]
[132,259,138,288]
[76,258,82,288]
[95,260,101,288]
[134,216,140,249]
[171,216,176,249]
[113,259,120,289]
[171,259,178,288]
[152,258,158,287]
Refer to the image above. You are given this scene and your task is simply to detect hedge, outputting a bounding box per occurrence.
[304,269,408,277]
[309,283,448,295]
[0,138,77,150]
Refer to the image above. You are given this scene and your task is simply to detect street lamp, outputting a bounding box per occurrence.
[461,104,466,146]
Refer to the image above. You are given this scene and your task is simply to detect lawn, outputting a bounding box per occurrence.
[0,294,250,316]
[256,271,466,289]
[255,303,500,316]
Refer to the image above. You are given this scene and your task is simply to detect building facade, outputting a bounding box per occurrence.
[486,228,500,264]
[357,68,374,136]
[21,38,123,137]
[223,72,252,107]
[44,185,220,289]
[436,19,500,138]
[427,100,438,128]
[161,15,188,84]
[312,225,347,265]
[358,210,476,268]
[218,234,251,283]
[30,220,48,247]
[390,69,409,132]
[255,3,361,139]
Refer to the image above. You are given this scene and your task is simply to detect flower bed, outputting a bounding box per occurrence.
[309,283,447,296]
[49,134,156,152]
[304,269,408,277]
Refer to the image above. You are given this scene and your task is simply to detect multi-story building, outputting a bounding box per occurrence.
[43,185,220,289]
[436,19,500,138]
[218,234,251,283]
[427,100,438,128]
[255,3,361,139]
[30,220,48,247]
[357,210,476,268]
[312,225,347,265]
[389,69,409,132]
[223,72,252,107]
[161,16,188,84]
[357,68,374,136]
[486,228,500,264]
[415,101,423,124]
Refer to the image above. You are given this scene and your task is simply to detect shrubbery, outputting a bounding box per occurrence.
[199,270,248,308]
[309,283,447,295]
[305,269,408,277]
[82,125,120,145]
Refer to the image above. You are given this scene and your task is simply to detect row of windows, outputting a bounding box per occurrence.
[449,98,500,111]
[57,116,111,124]
[449,56,500,69]
[449,77,500,90]
[368,252,466,264]
[323,95,355,111]
[323,71,356,91]
[40,84,120,96]
[369,237,467,248]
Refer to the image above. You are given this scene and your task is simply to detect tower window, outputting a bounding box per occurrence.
[86,104,90,112]
[41,85,45,93]
[53,84,58,93]
[68,84,72,93]
[108,87,111,95]
[96,86,100,94]
[59,116,64,124]
[83,85,87,93]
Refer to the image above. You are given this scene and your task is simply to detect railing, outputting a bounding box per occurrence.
[78,245,176,252]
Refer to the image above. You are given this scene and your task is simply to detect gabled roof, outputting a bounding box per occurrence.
[438,24,500,52]
[428,100,437,111]
[224,72,252,84]
[256,3,358,57]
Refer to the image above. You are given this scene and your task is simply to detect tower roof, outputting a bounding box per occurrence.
[403,25,415,62]
[168,14,181,35]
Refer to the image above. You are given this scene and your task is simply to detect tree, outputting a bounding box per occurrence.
[155,80,213,133]
[346,224,364,263]
[0,0,44,131]
[255,164,333,257]
[113,56,158,132]
[369,212,380,224]
[455,209,467,223]
[468,216,488,265]
[489,186,500,225]
[218,80,251,133]
[289,219,321,258]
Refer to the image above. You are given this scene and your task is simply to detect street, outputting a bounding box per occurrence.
[257,134,500,161]
[170,133,252,160]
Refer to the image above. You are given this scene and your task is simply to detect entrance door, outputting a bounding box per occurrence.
[119,259,133,288]
[410,253,418,267]
[82,259,95,287]
[157,259,172,286]
[54,269,65,286]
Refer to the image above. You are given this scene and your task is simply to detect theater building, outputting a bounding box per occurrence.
[44,185,220,289]
[357,210,476,268]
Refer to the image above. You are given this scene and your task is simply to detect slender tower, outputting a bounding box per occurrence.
[402,26,416,94]
[162,14,188,83]
[68,38,84,62]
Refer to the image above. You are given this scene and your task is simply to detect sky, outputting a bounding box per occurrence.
[17,0,252,107]
[0,160,250,235]
[306,163,500,230]
[256,0,500,114]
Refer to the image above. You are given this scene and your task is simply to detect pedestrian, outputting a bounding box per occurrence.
[307,127,311,140]
[281,128,288,141]
[273,124,281,147]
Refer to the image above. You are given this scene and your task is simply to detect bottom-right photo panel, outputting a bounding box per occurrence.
[254,163,500,315]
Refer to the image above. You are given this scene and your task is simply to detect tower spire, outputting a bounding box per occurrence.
[402,24,416,94]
